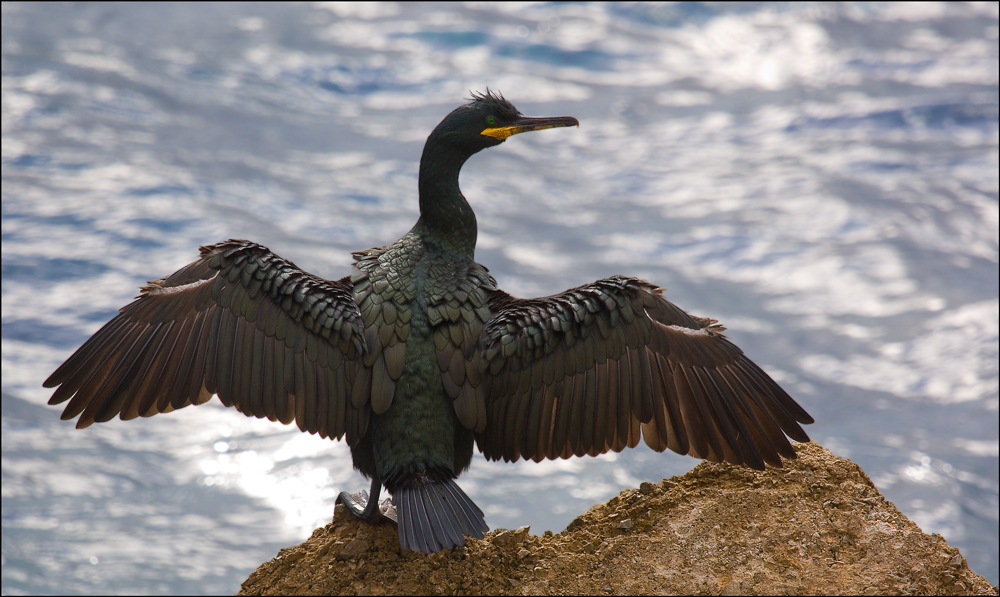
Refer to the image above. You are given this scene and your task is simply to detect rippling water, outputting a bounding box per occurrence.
[2,2,997,594]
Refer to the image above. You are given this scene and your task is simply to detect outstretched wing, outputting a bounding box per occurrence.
[478,276,813,469]
[44,240,370,444]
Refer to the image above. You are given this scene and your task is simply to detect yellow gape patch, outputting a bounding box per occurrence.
[481,126,518,141]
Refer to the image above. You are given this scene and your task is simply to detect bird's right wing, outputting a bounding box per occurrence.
[478,277,813,468]
[44,240,370,444]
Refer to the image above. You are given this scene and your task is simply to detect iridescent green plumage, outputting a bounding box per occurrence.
[45,90,813,555]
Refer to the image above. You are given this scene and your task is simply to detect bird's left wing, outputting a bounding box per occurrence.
[44,240,369,443]
[478,277,813,469]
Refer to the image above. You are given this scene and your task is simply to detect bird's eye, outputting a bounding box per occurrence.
[485,116,496,126]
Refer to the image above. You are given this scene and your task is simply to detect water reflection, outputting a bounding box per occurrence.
[2,2,997,594]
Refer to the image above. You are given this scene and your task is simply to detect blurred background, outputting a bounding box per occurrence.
[2,2,997,594]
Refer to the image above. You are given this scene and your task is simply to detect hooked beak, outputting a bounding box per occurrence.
[481,115,579,142]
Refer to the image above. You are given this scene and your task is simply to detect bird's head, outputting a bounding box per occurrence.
[426,89,579,157]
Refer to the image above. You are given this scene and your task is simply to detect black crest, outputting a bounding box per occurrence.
[468,88,520,121]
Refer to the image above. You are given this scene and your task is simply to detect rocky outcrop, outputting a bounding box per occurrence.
[239,443,997,596]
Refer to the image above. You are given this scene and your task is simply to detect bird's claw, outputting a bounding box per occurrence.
[336,490,397,525]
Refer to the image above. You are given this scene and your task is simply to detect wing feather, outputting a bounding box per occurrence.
[44,240,368,441]
[616,354,632,451]
[478,277,813,469]
[178,312,212,410]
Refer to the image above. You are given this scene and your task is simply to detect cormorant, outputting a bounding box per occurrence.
[44,90,814,554]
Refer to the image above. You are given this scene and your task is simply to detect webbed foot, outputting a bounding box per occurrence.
[336,479,397,525]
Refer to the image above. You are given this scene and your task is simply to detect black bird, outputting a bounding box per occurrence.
[44,90,813,554]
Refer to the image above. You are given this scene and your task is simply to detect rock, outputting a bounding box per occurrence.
[492,525,530,551]
[239,443,997,596]
[338,538,369,560]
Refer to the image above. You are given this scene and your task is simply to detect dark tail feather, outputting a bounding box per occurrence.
[394,478,488,553]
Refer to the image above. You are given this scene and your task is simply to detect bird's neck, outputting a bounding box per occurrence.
[416,145,478,257]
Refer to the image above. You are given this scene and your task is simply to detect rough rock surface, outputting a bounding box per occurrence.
[239,444,997,596]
